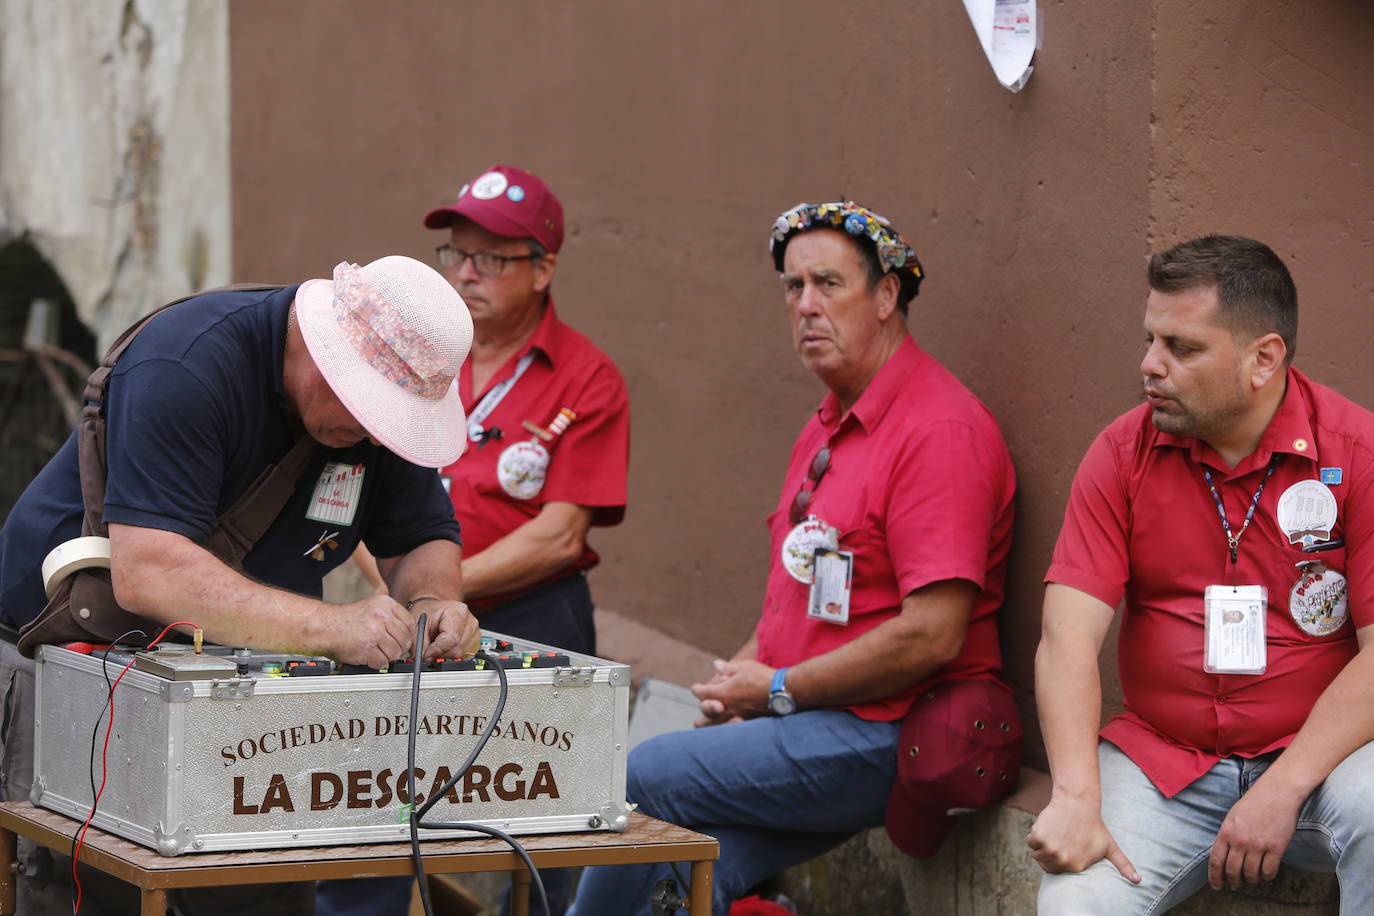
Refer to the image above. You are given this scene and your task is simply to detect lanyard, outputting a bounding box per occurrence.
[466,353,535,443]
[1202,455,1280,566]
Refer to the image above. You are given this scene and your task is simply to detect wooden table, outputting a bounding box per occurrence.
[0,802,717,915]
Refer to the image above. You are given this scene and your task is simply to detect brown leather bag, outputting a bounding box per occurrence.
[17,286,319,656]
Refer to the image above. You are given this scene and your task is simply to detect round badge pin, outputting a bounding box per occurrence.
[1276,479,1338,547]
[470,171,509,201]
[780,517,840,584]
[507,185,526,202]
[497,440,549,500]
[1290,561,1349,637]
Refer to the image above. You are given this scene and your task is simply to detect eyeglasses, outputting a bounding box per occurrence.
[435,244,539,276]
[788,446,831,525]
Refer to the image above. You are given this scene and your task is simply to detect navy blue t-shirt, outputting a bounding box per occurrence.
[0,285,460,627]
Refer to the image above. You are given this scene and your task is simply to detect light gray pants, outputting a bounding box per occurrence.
[0,640,314,915]
[1039,740,1372,915]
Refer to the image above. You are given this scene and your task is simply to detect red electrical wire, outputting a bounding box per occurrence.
[72,621,200,913]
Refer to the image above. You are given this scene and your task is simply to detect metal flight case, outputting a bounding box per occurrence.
[31,631,632,855]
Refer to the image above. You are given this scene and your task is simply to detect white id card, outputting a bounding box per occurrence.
[1204,584,1267,675]
[807,548,853,625]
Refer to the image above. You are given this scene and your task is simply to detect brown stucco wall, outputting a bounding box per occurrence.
[229,1,1371,767]
[1150,1,1374,386]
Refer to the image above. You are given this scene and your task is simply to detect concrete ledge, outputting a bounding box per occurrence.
[772,768,1338,915]
[595,606,716,687]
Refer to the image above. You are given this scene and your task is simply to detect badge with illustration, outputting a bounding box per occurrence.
[1289,559,1349,637]
[498,440,550,500]
[496,407,578,501]
[780,517,840,584]
[1276,479,1338,549]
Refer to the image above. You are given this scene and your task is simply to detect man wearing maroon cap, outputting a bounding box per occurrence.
[569,202,1020,915]
[422,164,628,661]
[318,166,628,916]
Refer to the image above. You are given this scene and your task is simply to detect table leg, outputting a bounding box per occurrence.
[511,866,531,916]
[0,827,13,916]
[140,887,165,916]
[689,859,713,916]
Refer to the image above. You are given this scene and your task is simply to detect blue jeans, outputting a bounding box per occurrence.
[1038,740,1374,914]
[568,710,901,916]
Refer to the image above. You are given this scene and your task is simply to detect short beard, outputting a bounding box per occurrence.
[1149,381,1247,441]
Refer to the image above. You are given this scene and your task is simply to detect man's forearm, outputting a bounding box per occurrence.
[1250,637,1374,802]
[1037,626,1106,801]
[1036,585,1116,801]
[112,526,329,653]
[786,579,975,709]
[383,539,464,605]
[460,502,592,601]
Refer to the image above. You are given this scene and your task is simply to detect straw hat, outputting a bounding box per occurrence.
[296,256,473,467]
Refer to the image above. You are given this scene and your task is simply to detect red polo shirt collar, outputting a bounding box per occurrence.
[815,336,922,435]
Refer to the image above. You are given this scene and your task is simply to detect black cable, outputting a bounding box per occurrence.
[406,616,549,916]
[72,629,146,912]
[408,618,434,916]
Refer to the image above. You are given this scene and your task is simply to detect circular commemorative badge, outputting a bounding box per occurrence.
[1276,479,1338,548]
[497,440,549,500]
[1289,560,1349,637]
[470,171,509,200]
[780,517,840,584]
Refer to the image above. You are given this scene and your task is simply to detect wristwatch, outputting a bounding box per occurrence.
[768,667,797,716]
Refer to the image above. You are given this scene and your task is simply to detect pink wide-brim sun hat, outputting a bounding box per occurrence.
[296,256,473,467]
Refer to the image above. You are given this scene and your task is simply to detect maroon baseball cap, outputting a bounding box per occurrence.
[423,165,565,253]
[884,678,1023,858]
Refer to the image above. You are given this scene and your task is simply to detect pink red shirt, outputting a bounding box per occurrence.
[1048,368,1374,797]
[754,337,1017,722]
[441,301,629,603]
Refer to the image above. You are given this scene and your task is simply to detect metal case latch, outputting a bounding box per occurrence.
[552,666,593,687]
[210,678,256,700]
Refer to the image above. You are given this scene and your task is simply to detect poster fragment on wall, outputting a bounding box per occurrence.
[962,0,1037,92]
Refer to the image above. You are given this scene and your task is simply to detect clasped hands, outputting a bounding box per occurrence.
[690,658,775,727]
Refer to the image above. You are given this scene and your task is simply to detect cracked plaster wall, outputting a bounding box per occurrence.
[0,0,230,349]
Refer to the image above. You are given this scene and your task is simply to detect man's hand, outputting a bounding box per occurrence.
[1027,795,1140,883]
[1208,781,1302,890]
[327,594,425,669]
[418,599,481,661]
[691,658,773,726]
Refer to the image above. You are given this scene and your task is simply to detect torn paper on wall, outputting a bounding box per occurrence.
[962,0,1036,92]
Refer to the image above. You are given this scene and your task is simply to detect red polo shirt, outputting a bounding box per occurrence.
[754,337,1016,722]
[1048,368,1374,797]
[442,301,629,600]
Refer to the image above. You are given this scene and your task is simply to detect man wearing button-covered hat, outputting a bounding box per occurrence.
[0,255,481,914]
[569,203,1020,915]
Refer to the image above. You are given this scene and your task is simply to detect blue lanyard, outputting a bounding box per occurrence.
[1202,456,1280,565]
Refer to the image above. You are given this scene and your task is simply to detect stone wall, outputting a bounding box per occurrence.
[0,0,231,349]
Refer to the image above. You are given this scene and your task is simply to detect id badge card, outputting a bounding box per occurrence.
[807,548,853,625]
[1204,584,1267,675]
